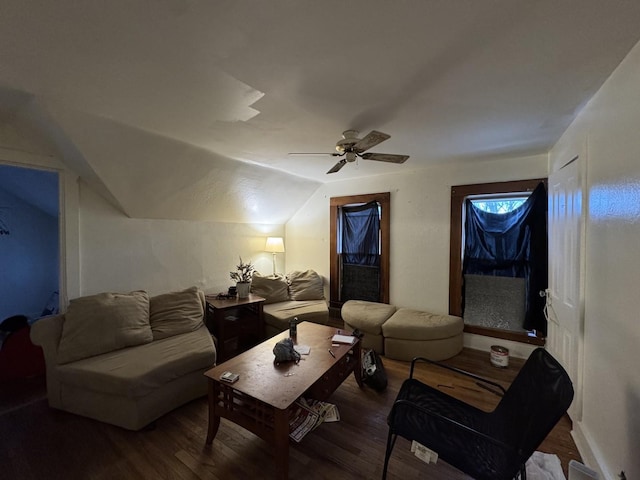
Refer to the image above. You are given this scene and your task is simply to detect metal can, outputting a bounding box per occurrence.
[490,345,509,368]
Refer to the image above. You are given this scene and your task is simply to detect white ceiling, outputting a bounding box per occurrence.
[1,1,640,200]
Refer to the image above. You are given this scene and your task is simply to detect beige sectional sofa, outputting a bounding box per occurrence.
[342,300,464,361]
[31,286,216,430]
[339,300,397,353]
[250,270,330,338]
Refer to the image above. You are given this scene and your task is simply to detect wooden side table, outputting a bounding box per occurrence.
[205,294,266,362]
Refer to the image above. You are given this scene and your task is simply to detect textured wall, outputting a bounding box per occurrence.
[79,182,284,297]
[550,39,640,480]
[286,154,548,314]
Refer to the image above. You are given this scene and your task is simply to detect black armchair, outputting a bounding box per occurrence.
[383,348,574,480]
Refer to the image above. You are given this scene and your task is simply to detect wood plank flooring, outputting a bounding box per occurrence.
[0,348,581,479]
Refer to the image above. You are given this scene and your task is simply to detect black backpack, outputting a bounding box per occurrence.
[0,315,28,350]
[362,349,387,391]
[272,338,301,364]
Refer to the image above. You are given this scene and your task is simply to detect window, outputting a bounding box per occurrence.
[449,179,547,345]
[329,193,390,316]
[338,201,381,303]
[470,197,527,213]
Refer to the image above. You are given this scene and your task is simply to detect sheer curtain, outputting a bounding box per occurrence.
[463,182,548,334]
[340,202,380,302]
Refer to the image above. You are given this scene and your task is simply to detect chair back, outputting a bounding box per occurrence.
[493,348,574,462]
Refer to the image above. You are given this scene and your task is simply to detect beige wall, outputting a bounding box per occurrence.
[286,154,547,357]
[0,147,288,303]
[0,149,286,302]
[549,40,640,479]
[78,182,285,297]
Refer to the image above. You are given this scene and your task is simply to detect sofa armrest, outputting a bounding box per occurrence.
[30,314,65,407]
[30,314,64,364]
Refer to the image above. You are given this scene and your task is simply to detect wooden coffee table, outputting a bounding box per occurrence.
[204,322,362,479]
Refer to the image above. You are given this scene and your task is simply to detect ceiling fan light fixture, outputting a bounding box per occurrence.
[335,129,361,153]
[346,151,357,162]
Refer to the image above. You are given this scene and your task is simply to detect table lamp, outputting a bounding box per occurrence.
[265,237,285,275]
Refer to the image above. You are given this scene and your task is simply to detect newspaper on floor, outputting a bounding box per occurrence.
[298,397,340,423]
[289,401,320,443]
[288,398,341,443]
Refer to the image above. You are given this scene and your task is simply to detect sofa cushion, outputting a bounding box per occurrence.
[149,286,204,340]
[287,270,324,301]
[263,300,329,330]
[341,300,397,335]
[250,273,290,304]
[57,291,153,365]
[56,325,215,398]
[382,308,463,340]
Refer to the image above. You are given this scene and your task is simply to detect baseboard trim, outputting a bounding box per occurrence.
[571,421,611,480]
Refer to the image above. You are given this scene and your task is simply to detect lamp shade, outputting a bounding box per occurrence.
[265,237,285,253]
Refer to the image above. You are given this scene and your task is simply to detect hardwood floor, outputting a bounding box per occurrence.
[0,348,581,479]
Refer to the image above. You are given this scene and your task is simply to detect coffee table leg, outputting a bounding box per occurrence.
[206,380,221,445]
[354,343,363,387]
[273,408,289,479]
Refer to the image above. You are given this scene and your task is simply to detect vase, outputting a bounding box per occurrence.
[236,281,251,298]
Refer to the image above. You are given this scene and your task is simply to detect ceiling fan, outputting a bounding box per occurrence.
[289,130,409,174]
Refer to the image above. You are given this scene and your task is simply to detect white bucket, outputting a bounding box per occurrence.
[490,345,509,368]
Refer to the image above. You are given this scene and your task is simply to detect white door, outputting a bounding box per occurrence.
[547,157,584,421]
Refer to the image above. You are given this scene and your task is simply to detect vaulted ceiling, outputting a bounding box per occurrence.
[1,1,640,222]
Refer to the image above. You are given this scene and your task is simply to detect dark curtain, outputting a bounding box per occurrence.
[341,202,380,266]
[463,182,548,335]
[340,202,380,302]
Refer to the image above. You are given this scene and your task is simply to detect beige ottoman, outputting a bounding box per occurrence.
[382,308,463,361]
[341,300,397,354]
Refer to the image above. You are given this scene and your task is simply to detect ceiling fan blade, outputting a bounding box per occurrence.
[327,159,347,174]
[361,152,409,164]
[353,130,390,153]
[288,152,340,156]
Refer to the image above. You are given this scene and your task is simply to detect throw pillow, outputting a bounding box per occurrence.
[287,270,325,301]
[149,286,204,340]
[57,291,152,365]
[250,273,290,304]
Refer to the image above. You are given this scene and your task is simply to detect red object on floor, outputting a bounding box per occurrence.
[0,326,45,381]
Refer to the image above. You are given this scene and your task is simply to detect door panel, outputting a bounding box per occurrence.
[548,158,583,421]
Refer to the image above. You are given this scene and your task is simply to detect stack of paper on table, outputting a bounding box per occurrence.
[331,334,356,345]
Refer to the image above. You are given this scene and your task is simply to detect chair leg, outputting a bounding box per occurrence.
[517,463,527,480]
[382,430,398,480]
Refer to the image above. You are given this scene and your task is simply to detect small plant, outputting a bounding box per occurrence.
[230,256,255,283]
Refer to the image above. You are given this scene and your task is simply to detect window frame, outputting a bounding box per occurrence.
[449,178,547,345]
[330,192,390,315]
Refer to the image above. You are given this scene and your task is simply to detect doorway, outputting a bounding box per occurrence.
[547,157,584,421]
[0,163,60,322]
